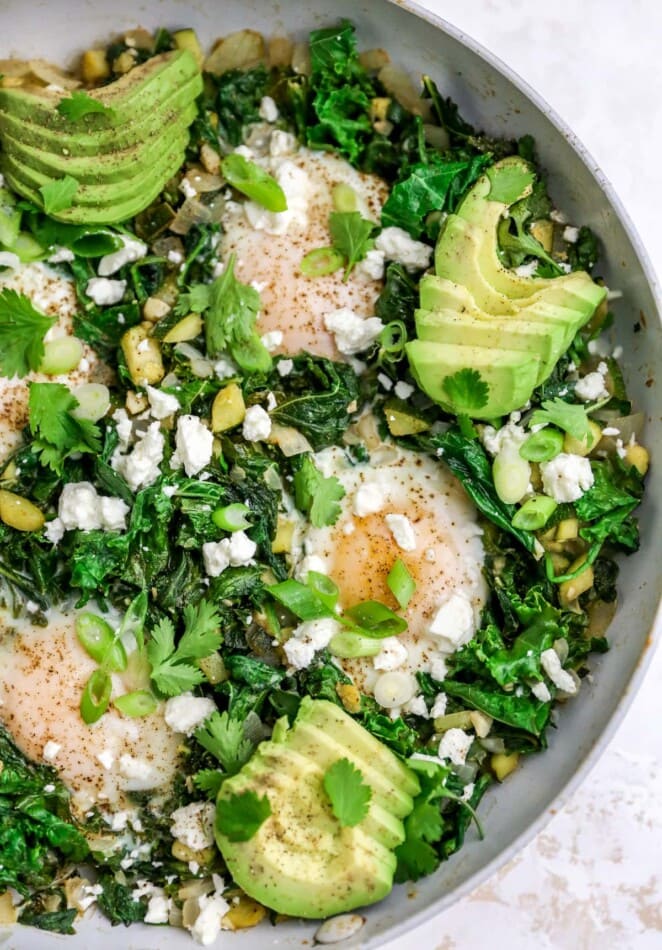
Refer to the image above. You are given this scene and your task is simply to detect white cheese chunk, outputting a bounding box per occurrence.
[375,226,432,272]
[171,801,216,851]
[97,236,147,276]
[323,307,384,356]
[85,277,126,306]
[242,405,272,442]
[164,693,217,736]
[385,513,417,551]
[428,592,475,648]
[438,728,473,766]
[172,415,213,476]
[373,636,408,671]
[146,384,180,420]
[540,648,578,695]
[540,453,594,502]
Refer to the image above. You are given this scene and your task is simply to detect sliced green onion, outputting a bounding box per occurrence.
[114,689,158,718]
[492,449,530,505]
[12,232,44,262]
[38,336,84,375]
[75,612,127,672]
[300,246,344,277]
[434,710,473,732]
[328,632,381,659]
[343,600,408,638]
[520,427,564,462]
[269,578,334,621]
[212,503,252,532]
[70,383,110,422]
[511,495,558,531]
[80,669,112,724]
[118,590,148,652]
[332,182,358,212]
[71,230,123,258]
[378,320,408,356]
[221,153,287,212]
[387,558,416,609]
[307,571,339,613]
[544,548,600,584]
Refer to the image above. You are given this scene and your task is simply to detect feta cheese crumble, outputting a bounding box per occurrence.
[375,226,432,272]
[164,693,216,736]
[202,531,257,577]
[438,728,473,766]
[428,592,475,649]
[113,421,165,491]
[172,415,214,476]
[373,637,408,671]
[385,513,417,551]
[258,95,279,122]
[574,371,609,402]
[540,453,594,502]
[242,404,272,441]
[85,277,126,306]
[56,481,129,533]
[283,617,342,670]
[540,648,578,695]
[97,236,147,276]
[170,801,216,851]
[146,384,180,420]
[323,307,384,356]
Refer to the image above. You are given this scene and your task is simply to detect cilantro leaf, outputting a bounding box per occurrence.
[293,455,345,527]
[202,254,271,374]
[177,601,222,659]
[530,398,593,444]
[28,382,101,474]
[173,283,213,318]
[194,711,255,775]
[193,769,224,799]
[323,757,372,827]
[39,175,79,215]
[216,790,271,842]
[441,369,489,415]
[0,289,56,377]
[395,760,449,882]
[147,602,222,697]
[56,90,114,121]
[329,211,375,279]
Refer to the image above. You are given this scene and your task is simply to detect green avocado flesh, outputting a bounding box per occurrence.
[0,49,202,224]
[407,155,607,418]
[214,697,420,919]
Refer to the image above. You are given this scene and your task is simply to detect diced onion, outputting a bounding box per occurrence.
[204,30,265,74]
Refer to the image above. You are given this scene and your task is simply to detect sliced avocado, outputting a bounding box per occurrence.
[0,73,201,156]
[215,697,419,919]
[0,50,200,129]
[1,127,190,224]
[1,103,197,185]
[414,307,561,384]
[406,338,542,418]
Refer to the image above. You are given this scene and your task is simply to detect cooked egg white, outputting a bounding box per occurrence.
[221,138,388,359]
[0,264,178,815]
[0,608,181,814]
[292,438,487,696]
[0,262,111,462]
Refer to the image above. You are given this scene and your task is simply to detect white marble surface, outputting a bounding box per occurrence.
[384,1,662,948]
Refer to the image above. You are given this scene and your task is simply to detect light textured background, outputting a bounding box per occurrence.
[384,1,662,948]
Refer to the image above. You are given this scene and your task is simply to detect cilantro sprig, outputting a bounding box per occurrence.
[39,175,79,215]
[530,397,593,444]
[216,790,271,842]
[147,601,222,697]
[323,757,371,826]
[194,711,256,775]
[0,289,56,378]
[441,369,489,437]
[56,90,115,121]
[293,454,345,527]
[328,211,376,280]
[28,382,101,474]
